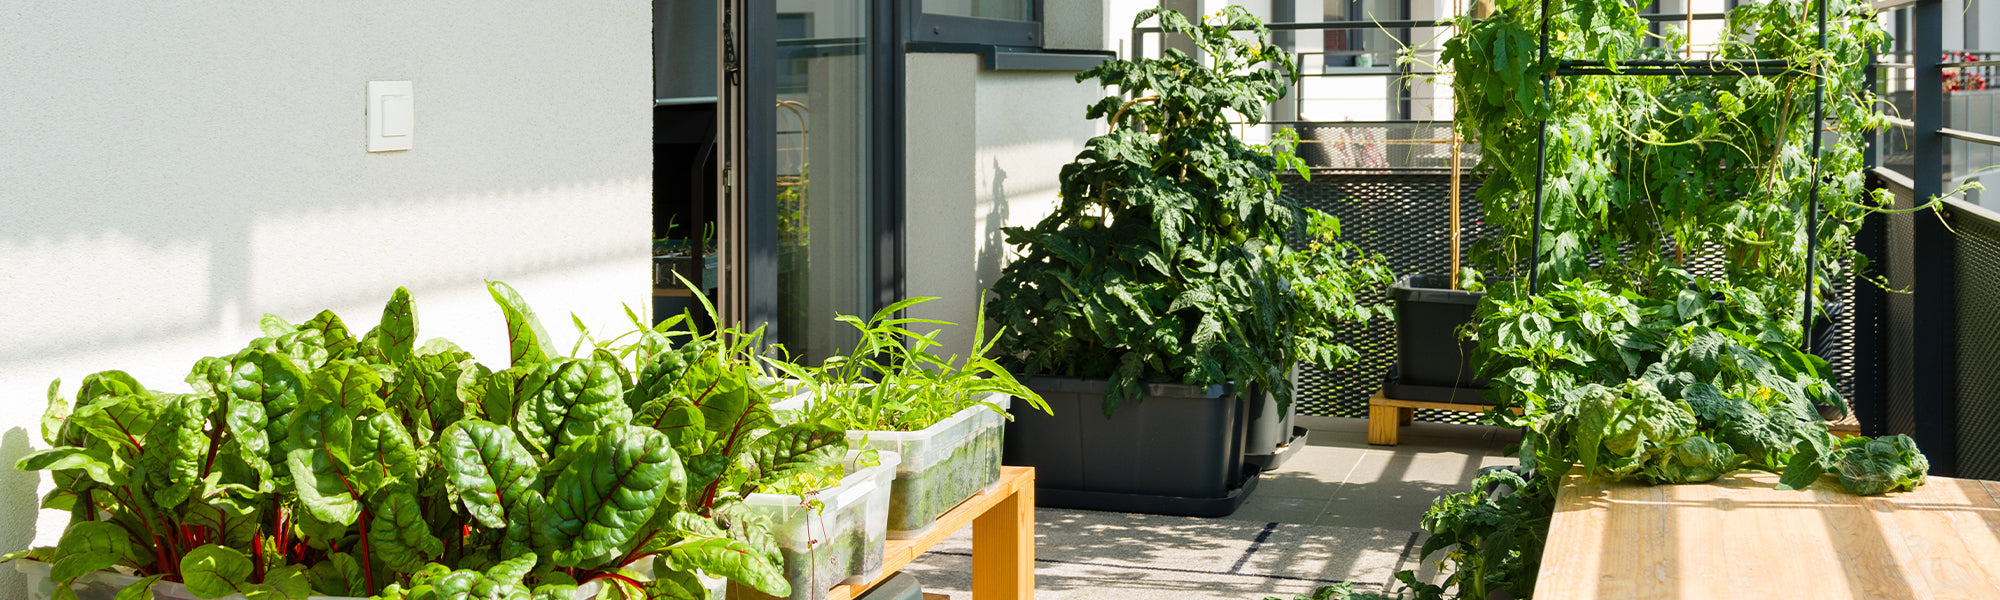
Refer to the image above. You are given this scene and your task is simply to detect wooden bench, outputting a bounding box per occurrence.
[739,466,1036,600]
[1366,391,1510,445]
[1537,469,2000,599]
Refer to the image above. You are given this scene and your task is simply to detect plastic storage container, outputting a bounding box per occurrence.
[738,449,900,600]
[852,393,1010,538]
[769,390,1012,538]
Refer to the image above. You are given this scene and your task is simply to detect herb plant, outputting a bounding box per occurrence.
[985,5,1310,415]
[768,297,1049,433]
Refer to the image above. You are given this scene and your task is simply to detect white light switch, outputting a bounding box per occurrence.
[367,81,413,152]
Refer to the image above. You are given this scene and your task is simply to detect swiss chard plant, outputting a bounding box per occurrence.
[766,297,1049,433]
[10,282,839,600]
[984,5,1316,415]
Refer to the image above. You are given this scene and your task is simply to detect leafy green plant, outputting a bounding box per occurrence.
[768,297,1049,432]
[1445,0,1889,304]
[9,282,836,600]
[985,5,1312,415]
[1270,210,1396,371]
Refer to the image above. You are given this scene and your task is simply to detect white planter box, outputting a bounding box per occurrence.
[737,449,899,600]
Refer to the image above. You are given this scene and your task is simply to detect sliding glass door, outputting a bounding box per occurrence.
[721,0,897,365]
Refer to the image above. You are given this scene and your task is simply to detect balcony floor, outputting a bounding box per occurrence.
[899,418,1522,599]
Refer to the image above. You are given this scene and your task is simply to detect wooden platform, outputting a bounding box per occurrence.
[1366,391,1512,445]
[1536,469,2000,599]
[740,466,1036,600]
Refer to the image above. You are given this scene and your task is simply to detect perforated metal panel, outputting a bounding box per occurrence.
[1887,188,1920,436]
[1281,170,1492,422]
[1952,207,2000,480]
[1280,170,1867,423]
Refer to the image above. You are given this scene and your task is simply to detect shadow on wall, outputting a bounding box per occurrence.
[0,181,648,368]
[0,428,45,599]
[977,157,1012,301]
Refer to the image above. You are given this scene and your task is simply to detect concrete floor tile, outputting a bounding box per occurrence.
[1254,446,1372,499]
[1242,523,1417,589]
[1315,480,1456,531]
[1025,509,1266,570]
[1341,448,1485,487]
[1221,493,1328,525]
[900,550,1364,600]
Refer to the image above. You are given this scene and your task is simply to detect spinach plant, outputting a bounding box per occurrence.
[985,5,1310,415]
[766,297,1049,433]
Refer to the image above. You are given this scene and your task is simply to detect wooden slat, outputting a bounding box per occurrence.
[1539,469,2000,599]
[823,467,1037,600]
[1370,394,1496,413]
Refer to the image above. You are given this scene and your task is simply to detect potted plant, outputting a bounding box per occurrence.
[6,282,835,600]
[766,297,1050,539]
[983,6,1310,516]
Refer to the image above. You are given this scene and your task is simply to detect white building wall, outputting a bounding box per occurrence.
[0,2,653,588]
[903,55,1103,356]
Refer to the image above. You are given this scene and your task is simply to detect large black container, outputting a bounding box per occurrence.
[1389,274,1487,393]
[1004,377,1257,517]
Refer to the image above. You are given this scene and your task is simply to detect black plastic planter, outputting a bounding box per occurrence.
[1808,300,1848,421]
[1244,370,1309,472]
[1004,377,1257,517]
[1386,274,1490,404]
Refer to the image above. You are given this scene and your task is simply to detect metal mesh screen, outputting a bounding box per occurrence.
[1278,168,1866,424]
[1952,205,2000,480]
[1886,186,1920,436]
[1281,170,1492,422]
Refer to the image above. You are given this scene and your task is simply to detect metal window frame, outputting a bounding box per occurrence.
[907,0,1044,48]
[720,0,907,336]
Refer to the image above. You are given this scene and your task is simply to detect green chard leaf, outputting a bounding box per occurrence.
[488,281,560,368]
[543,426,681,568]
[439,419,542,528]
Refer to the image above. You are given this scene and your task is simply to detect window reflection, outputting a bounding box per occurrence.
[774,1,872,365]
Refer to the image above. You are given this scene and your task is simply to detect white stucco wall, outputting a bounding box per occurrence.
[904,54,1104,356]
[0,3,652,591]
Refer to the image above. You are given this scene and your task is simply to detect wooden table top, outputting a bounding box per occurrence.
[1537,470,2000,599]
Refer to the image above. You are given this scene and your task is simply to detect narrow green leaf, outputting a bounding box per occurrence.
[487,281,560,367]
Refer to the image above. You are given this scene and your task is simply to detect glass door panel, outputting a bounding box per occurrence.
[772,0,873,365]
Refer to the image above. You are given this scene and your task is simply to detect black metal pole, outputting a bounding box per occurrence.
[1910,0,1957,475]
[1529,0,1551,295]
[1804,0,1826,346]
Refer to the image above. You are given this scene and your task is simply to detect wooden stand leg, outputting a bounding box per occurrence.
[1368,403,1401,446]
[1398,406,1414,426]
[972,482,1034,599]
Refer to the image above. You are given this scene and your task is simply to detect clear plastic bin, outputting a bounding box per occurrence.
[850,393,1010,538]
[737,449,899,600]
[770,391,1012,538]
